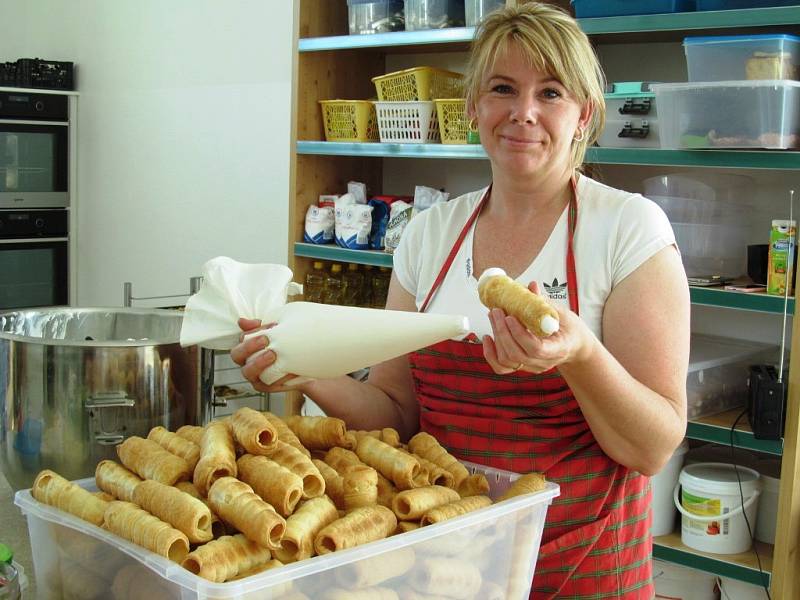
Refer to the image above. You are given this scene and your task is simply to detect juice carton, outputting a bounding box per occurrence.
[767,219,796,296]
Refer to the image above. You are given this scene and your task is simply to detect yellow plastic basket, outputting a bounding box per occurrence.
[434,98,473,145]
[372,66,464,102]
[319,100,379,142]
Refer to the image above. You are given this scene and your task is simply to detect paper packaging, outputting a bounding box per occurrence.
[336,204,373,250]
[347,181,367,205]
[384,201,414,254]
[304,205,335,244]
[180,257,470,385]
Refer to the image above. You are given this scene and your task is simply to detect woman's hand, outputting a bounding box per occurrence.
[482,282,598,374]
[230,318,299,392]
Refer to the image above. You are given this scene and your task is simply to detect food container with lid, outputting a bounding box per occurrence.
[404,0,465,31]
[347,0,405,35]
[465,0,505,26]
[685,34,800,82]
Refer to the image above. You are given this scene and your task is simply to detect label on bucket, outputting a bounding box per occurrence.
[682,491,727,536]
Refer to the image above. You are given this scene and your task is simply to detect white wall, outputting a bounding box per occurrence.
[1,0,294,306]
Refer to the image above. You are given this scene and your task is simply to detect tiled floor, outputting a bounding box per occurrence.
[0,472,36,597]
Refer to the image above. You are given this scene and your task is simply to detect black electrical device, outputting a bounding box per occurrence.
[747,364,786,440]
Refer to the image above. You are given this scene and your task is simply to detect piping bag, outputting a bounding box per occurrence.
[180,257,470,385]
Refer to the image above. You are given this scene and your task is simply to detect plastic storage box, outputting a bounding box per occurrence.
[653,80,800,150]
[696,0,798,10]
[466,0,505,26]
[571,0,694,18]
[375,101,442,143]
[15,463,559,600]
[319,100,379,142]
[373,66,464,101]
[672,222,749,278]
[599,82,660,148]
[687,334,777,420]
[685,34,800,82]
[405,0,466,31]
[347,0,405,35]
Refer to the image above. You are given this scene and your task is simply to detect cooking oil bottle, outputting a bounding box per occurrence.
[361,265,375,307]
[304,261,326,303]
[342,263,364,306]
[322,263,344,305]
[371,267,391,308]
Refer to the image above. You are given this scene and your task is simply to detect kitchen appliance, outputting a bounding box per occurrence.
[0,307,214,491]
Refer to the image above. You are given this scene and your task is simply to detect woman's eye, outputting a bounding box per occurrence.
[542,88,562,99]
[491,84,514,94]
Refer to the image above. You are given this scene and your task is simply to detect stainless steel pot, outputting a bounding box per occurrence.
[0,307,214,491]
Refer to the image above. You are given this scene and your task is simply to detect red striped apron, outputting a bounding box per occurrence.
[408,183,653,599]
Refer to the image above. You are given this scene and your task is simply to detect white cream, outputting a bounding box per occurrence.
[540,314,560,335]
[478,267,507,287]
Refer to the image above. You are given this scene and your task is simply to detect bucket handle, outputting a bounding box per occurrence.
[673,483,761,523]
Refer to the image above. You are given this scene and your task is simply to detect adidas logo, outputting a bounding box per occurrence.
[543,277,567,300]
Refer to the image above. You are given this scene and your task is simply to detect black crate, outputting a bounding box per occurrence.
[0,62,16,87]
[15,59,74,90]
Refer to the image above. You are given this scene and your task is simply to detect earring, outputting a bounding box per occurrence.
[573,127,585,142]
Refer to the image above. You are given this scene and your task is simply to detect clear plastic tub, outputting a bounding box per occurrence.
[672,222,748,278]
[687,334,778,420]
[347,0,405,35]
[465,0,505,26]
[597,117,660,148]
[405,0,465,31]
[571,0,694,18]
[15,463,559,600]
[685,34,800,82]
[653,80,800,150]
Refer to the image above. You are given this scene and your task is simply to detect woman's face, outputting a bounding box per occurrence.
[474,43,589,179]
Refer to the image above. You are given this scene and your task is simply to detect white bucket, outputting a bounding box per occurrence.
[653,559,718,600]
[673,462,761,554]
[755,459,781,545]
[718,576,770,600]
[651,439,690,536]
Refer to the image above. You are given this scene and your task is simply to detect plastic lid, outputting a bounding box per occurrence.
[331,264,342,273]
[0,543,12,564]
[347,263,358,271]
[684,34,800,45]
[680,462,761,496]
[604,81,657,98]
[313,261,324,269]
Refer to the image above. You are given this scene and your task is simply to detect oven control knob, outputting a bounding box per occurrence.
[34,101,45,112]
[35,218,45,228]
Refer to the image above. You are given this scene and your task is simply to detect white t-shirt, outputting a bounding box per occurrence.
[393,175,676,342]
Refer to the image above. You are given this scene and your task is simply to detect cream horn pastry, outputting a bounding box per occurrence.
[181,533,272,583]
[147,426,201,470]
[477,267,559,337]
[273,495,339,563]
[95,460,142,502]
[132,479,213,543]
[103,500,189,562]
[314,505,397,554]
[208,476,286,550]
[497,472,548,501]
[32,469,108,526]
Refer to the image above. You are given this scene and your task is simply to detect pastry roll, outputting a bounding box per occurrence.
[208,476,286,550]
[321,589,398,600]
[237,454,304,517]
[181,533,273,583]
[111,564,178,600]
[174,481,227,538]
[396,521,421,534]
[376,470,398,509]
[392,486,460,521]
[457,473,490,498]
[231,407,279,455]
[381,428,401,448]
[103,500,189,563]
[342,464,379,511]
[314,505,397,554]
[335,546,415,588]
[193,420,237,496]
[266,440,325,498]
[95,460,142,502]
[408,433,469,489]
[410,557,482,599]
[312,459,346,510]
[285,415,351,450]
[356,435,420,490]
[132,479,213,544]
[477,267,559,337]
[324,447,367,474]
[175,424,204,446]
[414,456,454,489]
[147,426,201,470]
[273,495,339,563]
[93,491,115,502]
[498,472,547,501]
[32,469,108,527]
[420,496,492,525]
[117,436,191,486]
[396,586,451,600]
[263,411,310,457]
[229,558,286,581]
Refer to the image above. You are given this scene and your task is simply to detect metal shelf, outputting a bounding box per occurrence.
[294,242,394,267]
[687,408,783,456]
[296,141,486,159]
[690,287,795,315]
[298,7,800,51]
[654,531,772,588]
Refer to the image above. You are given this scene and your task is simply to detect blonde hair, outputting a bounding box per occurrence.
[464,2,606,171]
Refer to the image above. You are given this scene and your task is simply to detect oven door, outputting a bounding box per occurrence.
[0,238,68,309]
[0,121,68,208]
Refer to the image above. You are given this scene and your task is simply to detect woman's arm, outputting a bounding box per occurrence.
[232,274,421,440]
[485,246,689,475]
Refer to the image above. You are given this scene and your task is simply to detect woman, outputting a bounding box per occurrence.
[233,3,689,597]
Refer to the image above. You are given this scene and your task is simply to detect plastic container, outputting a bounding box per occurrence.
[696,0,797,10]
[754,458,781,544]
[674,462,761,555]
[404,0,465,31]
[686,334,777,420]
[375,101,441,143]
[652,80,800,150]
[685,34,800,82]
[319,100,379,142]
[0,544,20,600]
[322,263,344,305]
[605,81,658,118]
[718,576,770,600]
[304,261,326,303]
[342,263,365,306]
[652,559,719,600]
[372,66,464,101]
[571,0,694,18]
[347,0,405,35]
[597,117,660,148]
[434,98,470,144]
[372,266,392,308]
[15,467,560,600]
[651,439,689,536]
[672,222,748,278]
[466,0,505,26]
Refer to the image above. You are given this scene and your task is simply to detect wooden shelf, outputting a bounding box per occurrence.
[688,408,783,456]
[654,530,773,588]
